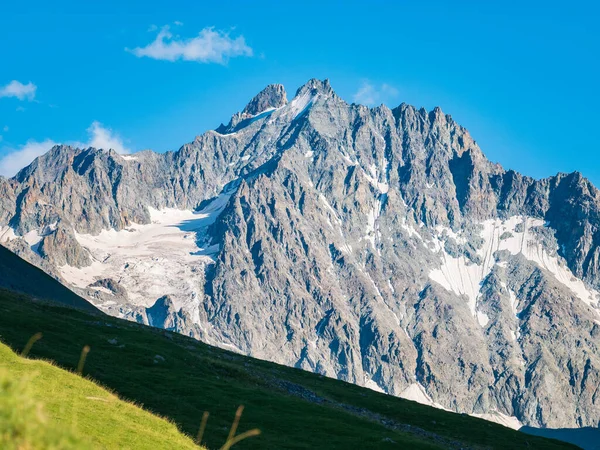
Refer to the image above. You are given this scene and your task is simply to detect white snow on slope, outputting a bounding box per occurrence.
[428,216,600,316]
[477,311,490,327]
[471,412,523,430]
[0,222,58,253]
[400,383,448,410]
[0,226,18,243]
[401,218,422,240]
[364,208,376,249]
[428,250,483,314]
[364,377,385,394]
[508,289,519,317]
[401,383,522,430]
[362,166,389,194]
[288,91,317,119]
[59,193,231,312]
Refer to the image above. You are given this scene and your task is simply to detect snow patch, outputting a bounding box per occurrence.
[0,226,18,243]
[319,195,341,225]
[362,166,389,194]
[387,279,395,294]
[428,251,483,315]
[429,216,600,318]
[399,383,448,410]
[508,289,519,317]
[60,192,232,311]
[364,377,385,393]
[1,223,58,253]
[401,218,422,240]
[401,383,522,430]
[476,311,490,327]
[364,208,376,249]
[288,91,316,119]
[470,412,522,430]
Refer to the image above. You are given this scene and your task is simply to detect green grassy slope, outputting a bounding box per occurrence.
[0,340,200,449]
[0,290,578,450]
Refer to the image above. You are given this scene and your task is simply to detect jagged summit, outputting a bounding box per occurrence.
[294,78,334,98]
[217,83,288,133]
[241,83,287,118]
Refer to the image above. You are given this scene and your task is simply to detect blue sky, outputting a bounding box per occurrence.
[1,1,599,184]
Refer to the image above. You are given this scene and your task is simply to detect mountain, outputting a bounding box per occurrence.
[1,78,600,430]
[0,287,576,449]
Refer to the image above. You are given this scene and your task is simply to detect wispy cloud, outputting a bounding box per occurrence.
[127,25,253,64]
[0,80,37,101]
[0,139,57,177]
[352,81,398,106]
[0,121,131,177]
[84,121,130,154]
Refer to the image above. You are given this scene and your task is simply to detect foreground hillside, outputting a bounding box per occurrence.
[0,340,200,449]
[0,290,575,449]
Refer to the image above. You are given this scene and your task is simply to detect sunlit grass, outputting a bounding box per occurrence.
[0,342,201,449]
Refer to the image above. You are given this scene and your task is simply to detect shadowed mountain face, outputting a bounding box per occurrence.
[1,79,600,429]
[0,244,99,313]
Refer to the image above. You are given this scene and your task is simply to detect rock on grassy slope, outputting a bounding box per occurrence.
[0,290,576,450]
[0,340,200,449]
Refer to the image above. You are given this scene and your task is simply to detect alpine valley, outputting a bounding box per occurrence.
[2,79,600,432]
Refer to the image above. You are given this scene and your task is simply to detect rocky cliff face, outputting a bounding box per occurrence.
[1,79,600,429]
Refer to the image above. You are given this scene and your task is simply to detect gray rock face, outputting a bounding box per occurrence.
[1,78,600,429]
[242,83,287,117]
[218,84,288,134]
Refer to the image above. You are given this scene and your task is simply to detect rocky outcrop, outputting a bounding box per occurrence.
[241,83,287,117]
[38,224,90,267]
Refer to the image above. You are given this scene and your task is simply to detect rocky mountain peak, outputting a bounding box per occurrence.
[241,83,287,118]
[294,78,334,98]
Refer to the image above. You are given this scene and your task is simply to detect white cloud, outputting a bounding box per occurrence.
[0,139,57,177]
[0,121,131,177]
[127,25,253,64]
[352,81,398,106]
[85,121,130,154]
[0,80,37,101]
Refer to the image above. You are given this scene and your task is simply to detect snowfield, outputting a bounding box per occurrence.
[428,216,600,320]
[59,193,231,313]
